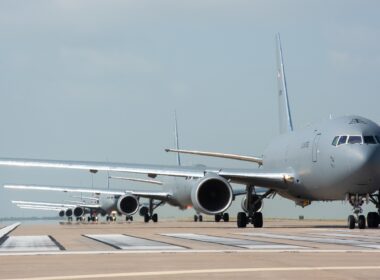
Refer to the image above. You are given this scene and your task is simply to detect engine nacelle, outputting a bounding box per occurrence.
[73,207,84,218]
[59,210,65,217]
[191,174,233,215]
[241,194,263,213]
[139,206,149,217]
[117,195,139,216]
[65,208,73,217]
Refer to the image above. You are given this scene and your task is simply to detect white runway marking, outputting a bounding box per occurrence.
[84,234,185,250]
[0,235,62,252]
[3,266,380,280]
[163,233,305,249]
[312,232,380,241]
[1,248,380,256]
[0,222,20,239]
[237,232,380,249]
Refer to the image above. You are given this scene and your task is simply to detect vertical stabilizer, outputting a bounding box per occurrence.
[174,111,181,166]
[276,33,294,134]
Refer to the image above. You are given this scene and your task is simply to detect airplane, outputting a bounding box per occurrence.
[1,34,379,229]
[11,200,90,221]
[4,185,148,222]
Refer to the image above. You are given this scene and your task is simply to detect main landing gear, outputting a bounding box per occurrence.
[106,215,116,222]
[215,212,229,222]
[368,191,380,228]
[237,185,273,228]
[125,215,133,222]
[144,199,163,223]
[194,213,203,222]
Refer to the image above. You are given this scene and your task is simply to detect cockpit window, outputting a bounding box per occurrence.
[376,136,380,144]
[364,136,376,144]
[337,136,347,145]
[332,136,339,146]
[348,135,362,144]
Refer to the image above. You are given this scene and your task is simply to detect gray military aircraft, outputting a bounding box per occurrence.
[4,185,145,222]
[1,34,379,229]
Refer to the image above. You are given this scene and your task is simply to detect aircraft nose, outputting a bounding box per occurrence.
[358,145,380,178]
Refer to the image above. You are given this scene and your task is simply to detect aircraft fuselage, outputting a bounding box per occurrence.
[263,115,380,202]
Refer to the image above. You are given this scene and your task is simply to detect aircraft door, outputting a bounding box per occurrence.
[312,133,321,162]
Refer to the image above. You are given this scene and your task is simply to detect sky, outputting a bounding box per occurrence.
[0,0,379,220]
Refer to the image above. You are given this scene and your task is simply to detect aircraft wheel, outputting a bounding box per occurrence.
[194,215,198,222]
[144,213,150,223]
[152,213,158,223]
[223,213,229,222]
[358,215,366,229]
[215,214,222,222]
[253,212,263,228]
[130,216,133,222]
[87,217,91,222]
[237,212,247,228]
[91,216,96,222]
[106,216,110,222]
[348,215,355,229]
[199,215,203,222]
[367,212,379,228]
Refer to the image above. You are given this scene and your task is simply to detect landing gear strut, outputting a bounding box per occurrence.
[368,191,380,228]
[144,199,163,223]
[237,185,273,228]
[347,193,367,229]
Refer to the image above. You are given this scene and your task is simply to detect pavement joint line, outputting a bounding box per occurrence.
[3,266,380,280]
[1,249,380,256]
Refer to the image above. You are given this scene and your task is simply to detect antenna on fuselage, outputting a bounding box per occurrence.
[276,33,294,134]
[174,111,181,166]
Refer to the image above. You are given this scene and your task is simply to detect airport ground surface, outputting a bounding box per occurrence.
[1,219,380,279]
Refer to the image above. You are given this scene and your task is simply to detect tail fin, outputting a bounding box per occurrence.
[276,33,294,134]
[174,111,181,166]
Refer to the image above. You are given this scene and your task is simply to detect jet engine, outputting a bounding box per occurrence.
[73,207,84,218]
[241,194,263,213]
[191,174,233,215]
[59,210,65,217]
[65,208,73,217]
[116,195,139,216]
[139,206,149,216]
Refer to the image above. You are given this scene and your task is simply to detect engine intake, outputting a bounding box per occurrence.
[73,207,84,218]
[59,210,65,217]
[117,195,139,215]
[139,206,149,217]
[191,174,233,215]
[241,194,263,213]
[65,208,73,217]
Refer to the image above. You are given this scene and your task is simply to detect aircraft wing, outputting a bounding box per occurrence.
[5,185,173,202]
[12,200,101,209]
[0,158,293,190]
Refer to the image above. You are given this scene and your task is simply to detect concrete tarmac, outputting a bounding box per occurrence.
[0,219,380,279]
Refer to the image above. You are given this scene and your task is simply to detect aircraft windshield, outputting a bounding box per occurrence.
[333,135,379,146]
[337,136,347,145]
[364,136,376,144]
[348,136,362,144]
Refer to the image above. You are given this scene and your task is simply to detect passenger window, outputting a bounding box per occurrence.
[348,136,362,144]
[363,136,376,144]
[332,136,339,146]
[338,136,347,145]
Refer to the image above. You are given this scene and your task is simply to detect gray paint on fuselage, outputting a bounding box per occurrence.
[263,115,380,201]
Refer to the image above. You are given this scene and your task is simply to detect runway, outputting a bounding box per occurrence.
[1,219,380,279]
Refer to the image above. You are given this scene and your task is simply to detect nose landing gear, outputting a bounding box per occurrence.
[347,194,367,229]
